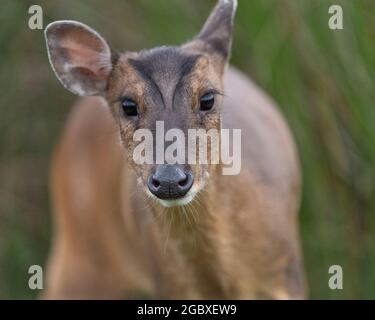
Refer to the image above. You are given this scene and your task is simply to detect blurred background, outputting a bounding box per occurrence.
[0,0,374,299]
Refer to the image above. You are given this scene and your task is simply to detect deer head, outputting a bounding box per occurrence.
[45,0,237,207]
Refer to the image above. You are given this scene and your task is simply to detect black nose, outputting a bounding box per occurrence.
[147,165,194,200]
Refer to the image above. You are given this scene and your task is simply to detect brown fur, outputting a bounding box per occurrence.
[44,0,306,299]
[45,67,306,299]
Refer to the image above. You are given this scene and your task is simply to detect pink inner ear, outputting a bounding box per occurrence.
[60,34,111,80]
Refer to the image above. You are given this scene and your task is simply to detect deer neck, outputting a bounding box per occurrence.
[151,173,229,297]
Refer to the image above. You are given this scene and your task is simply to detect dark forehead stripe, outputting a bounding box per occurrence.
[128,56,154,85]
[128,46,201,88]
[179,53,202,79]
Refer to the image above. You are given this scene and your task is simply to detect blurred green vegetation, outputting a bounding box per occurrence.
[0,0,374,299]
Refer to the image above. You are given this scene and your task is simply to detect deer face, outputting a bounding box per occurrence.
[45,0,237,207]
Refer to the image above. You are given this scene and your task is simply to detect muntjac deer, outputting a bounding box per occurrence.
[44,0,306,299]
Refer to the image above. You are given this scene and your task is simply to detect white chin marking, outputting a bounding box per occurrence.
[159,194,195,208]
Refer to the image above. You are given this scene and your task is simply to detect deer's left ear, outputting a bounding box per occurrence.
[196,0,237,61]
[45,20,113,96]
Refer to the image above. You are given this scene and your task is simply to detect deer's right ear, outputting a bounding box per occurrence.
[196,0,237,60]
[45,21,113,96]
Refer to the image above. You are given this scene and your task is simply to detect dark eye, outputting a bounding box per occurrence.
[122,98,138,117]
[200,92,215,111]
